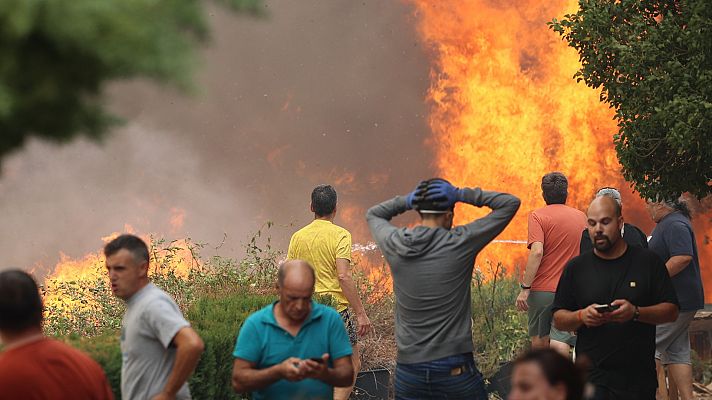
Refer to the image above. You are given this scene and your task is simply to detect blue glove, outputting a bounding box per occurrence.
[406,181,429,209]
[423,179,463,209]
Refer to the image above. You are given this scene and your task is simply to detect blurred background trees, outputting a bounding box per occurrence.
[0,0,260,162]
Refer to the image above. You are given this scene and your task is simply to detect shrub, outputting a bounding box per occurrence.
[471,262,529,377]
[72,293,276,399]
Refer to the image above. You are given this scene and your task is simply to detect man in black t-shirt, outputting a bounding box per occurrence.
[580,187,648,254]
[553,196,679,400]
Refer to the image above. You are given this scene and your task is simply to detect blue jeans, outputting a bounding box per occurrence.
[395,353,488,399]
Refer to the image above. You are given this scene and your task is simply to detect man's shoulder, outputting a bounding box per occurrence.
[566,251,595,269]
[140,285,178,308]
[293,221,351,239]
[628,246,662,263]
[244,304,275,326]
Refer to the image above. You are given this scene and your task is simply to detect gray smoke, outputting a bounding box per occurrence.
[0,0,435,274]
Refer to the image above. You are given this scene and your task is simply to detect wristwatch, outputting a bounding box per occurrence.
[632,305,640,321]
[520,282,532,290]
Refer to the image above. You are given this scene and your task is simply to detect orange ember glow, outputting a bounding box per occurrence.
[411,0,712,297]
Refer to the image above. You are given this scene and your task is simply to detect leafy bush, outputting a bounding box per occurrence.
[471,262,529,377]
[72,293,276,399]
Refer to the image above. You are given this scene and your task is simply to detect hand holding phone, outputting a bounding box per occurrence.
[593,304,620,313]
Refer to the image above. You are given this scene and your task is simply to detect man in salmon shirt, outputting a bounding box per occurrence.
[516,172,586,356]
[0,270,113,400]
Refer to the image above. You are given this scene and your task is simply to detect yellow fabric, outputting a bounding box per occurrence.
[287,219,352,312]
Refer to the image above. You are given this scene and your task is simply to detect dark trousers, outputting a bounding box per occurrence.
[592,385,656,400]
[394,353,487,400]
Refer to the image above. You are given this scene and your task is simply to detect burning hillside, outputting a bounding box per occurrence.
[409,0,712,297]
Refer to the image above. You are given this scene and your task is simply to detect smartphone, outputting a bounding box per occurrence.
[309,358,324,364]
[594,304,620,313]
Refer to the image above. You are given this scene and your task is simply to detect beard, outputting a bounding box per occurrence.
[592,235,614,252]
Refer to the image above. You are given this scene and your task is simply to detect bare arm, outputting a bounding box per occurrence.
[521,242,543,287]
[336,259,371,336]
[554,301,680,332]
[553,309,585,332]
[666,255,692,277]
[232,357,300,393]
[608,299,679,325]
[515,242,543,312]
[155,327,204,399]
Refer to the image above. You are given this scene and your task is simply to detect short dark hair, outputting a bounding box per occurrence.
[0,270,43,332]
[104,234,149,264]
[311,184,337,217]
[541,172,568,205]
[513,349,585,400]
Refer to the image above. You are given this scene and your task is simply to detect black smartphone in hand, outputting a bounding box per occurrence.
[594,304,620,313]
[309,358,324,364]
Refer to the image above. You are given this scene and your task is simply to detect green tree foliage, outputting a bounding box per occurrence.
[0,0,261,160]
[550,0,712,199]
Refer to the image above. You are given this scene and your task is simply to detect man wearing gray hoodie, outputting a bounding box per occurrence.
[366,178,520,400]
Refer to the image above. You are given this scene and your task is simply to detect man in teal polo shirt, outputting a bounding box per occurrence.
[231,259,354,400]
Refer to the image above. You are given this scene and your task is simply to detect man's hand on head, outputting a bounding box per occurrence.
[406,181,429,209]
[423,180,463,209]
[608,299,636,323]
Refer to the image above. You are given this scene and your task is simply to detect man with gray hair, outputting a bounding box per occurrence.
[647,199,704,400]
[232,259,354,399]
[580,187,648,253]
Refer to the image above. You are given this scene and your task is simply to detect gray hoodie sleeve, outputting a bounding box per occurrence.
[458,187,521,245]
[365,195,408,249]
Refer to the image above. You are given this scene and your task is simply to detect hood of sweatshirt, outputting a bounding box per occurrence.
[386,225,452,258]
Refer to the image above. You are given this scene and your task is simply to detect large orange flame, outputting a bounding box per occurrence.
[42,228,200,327]
[410,0,712,299]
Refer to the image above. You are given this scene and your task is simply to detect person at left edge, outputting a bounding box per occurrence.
[0,270,114,400]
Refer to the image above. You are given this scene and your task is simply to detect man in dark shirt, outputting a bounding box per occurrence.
[647,199,704,400]
[580,187,648,254]
[553,196,679,399]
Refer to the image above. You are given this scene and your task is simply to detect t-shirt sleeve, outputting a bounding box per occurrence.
[650,252,680,307]
[233,316,262,362]
[664,221,694,257]
[144,297,190,349]
[527,212,544,249]
[580,229,591,254]
[335,230,352,261]
[328,311,353,360]
[636,226,649,248]
[287,233,297,259]
[552,260,577,312]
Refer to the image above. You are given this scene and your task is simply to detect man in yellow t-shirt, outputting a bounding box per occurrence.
[288,184,372,400]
